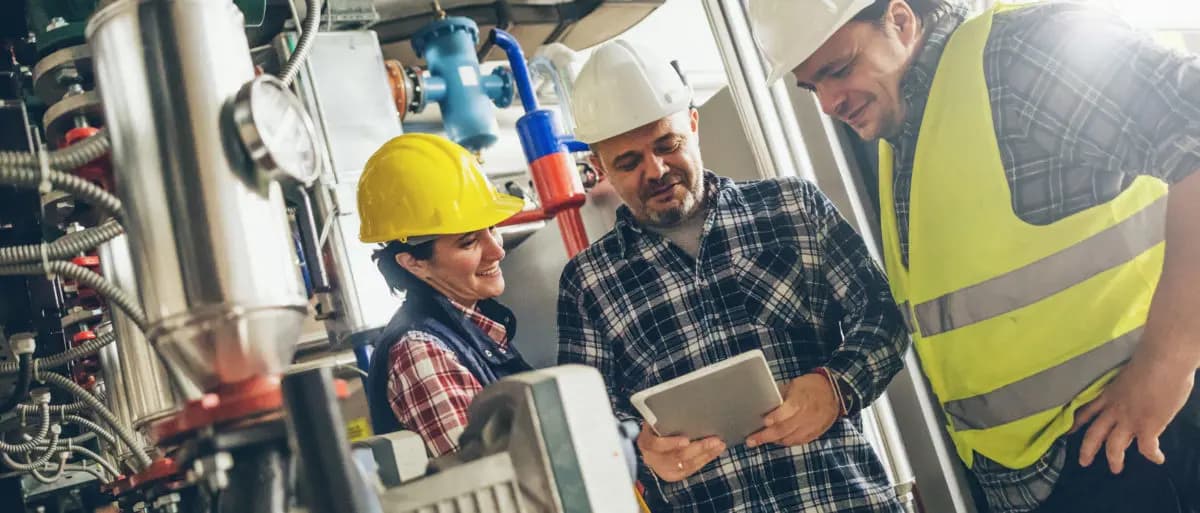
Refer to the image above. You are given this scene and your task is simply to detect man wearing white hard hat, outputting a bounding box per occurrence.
[749,1,1200,512]
[557,38,910,511]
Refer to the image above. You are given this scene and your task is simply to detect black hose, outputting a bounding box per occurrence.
[279,0,322,87]
[0,353,32,413]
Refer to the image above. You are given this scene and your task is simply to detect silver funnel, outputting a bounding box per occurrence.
[87,0,308,392]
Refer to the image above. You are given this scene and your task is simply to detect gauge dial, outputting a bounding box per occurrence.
[231,75,321,186]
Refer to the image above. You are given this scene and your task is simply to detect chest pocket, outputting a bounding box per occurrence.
[730,245,814,330]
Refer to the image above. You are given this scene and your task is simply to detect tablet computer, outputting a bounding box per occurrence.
[630,350,782,443]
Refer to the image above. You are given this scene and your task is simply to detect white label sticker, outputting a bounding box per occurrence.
[458,66,480,87]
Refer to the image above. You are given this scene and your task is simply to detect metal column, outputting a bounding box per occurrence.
[700,0,815,182]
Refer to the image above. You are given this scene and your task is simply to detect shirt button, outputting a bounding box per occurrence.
[485,350,494,357]
[498,348,507,354]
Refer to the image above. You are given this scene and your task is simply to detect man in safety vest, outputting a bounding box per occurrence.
[748,1,1200,512]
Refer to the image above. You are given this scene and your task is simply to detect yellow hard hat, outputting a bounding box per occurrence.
[357,133,524,243]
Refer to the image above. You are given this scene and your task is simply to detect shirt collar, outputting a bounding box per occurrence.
[613,171,744,257]
[885,2,970,149]
[446,298,508,346]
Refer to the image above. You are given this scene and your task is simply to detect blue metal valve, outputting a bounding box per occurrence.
[411,17,515,151]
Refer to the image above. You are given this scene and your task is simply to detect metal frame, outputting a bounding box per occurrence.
[700,0,813,181]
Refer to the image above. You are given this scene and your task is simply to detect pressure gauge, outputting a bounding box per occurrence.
[231,75,321,187]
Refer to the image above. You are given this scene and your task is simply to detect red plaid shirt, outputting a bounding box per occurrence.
[386,299,509,457]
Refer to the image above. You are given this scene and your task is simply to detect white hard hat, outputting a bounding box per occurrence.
[748,0,875,85]
[571,39,693,144]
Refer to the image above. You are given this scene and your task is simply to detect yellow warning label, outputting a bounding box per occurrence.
[346,417,373,442]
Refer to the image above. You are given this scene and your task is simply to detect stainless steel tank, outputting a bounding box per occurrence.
[97,234,183,426]
[87,0,307,392]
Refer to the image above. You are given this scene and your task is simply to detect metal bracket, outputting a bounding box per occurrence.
[325,0,380,29]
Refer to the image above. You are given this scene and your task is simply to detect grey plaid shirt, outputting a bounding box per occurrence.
[886,3,1200,512]
[558,173,908,512]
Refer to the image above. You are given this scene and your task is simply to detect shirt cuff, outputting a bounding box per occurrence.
[822,355,867,415]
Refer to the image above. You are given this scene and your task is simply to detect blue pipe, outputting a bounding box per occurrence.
[491,29,538,113]
[561,139,589,154]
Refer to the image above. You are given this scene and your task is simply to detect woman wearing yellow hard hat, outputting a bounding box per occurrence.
[358,133,532,457]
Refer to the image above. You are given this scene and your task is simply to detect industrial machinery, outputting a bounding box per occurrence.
[375,366,640,513]
[0,0,663,511]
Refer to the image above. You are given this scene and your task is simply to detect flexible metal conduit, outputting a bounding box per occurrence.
[0,220,123,265]
[37,372,152,470]
[0,261,147,330]
[0,331,115,375]
[0,128,109,169]
[279,0,322,87]
[0,404,52,453]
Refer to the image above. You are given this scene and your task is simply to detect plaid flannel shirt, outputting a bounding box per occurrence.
[557,173,908,512]
[886,3,1200,512]
[386,300,509,457]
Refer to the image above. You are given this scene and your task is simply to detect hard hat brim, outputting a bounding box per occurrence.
[359,193,526,244]
[761,0,874,86]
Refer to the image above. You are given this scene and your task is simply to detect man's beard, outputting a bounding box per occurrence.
[643,191,698,228]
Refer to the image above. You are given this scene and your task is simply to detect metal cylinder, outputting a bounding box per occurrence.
[282,367,383,513]
[96,329,133,458]
[97,234,183,429]
[86,0,307,392]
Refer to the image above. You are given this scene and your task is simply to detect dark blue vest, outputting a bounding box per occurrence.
[366,284,532,435]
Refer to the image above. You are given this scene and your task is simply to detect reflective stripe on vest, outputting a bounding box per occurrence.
[914,197,1166,337]
[944,327,1141,430]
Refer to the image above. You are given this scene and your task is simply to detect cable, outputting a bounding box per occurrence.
[0,167,122,215]
[13,462,108,484]
[0,128,109,170]
[0,129,121,214]
[62,464,109,482]
[0,262,146,331]
[66,445,121,479]
[2,330,114,373]
[0,220,124,265]
[337,363,368,379]
[0,426,61,469]
[16,400,88,414]
[0,403,51,453]
[36,372,152,470]
[29,453,69,484]
[0,353,33,413]
[1,331,115,375]
[279,0,322,87]
[63,414,118,446]
[53,431,98,446]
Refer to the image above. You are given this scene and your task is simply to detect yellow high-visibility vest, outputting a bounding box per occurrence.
[878,4,1167,469]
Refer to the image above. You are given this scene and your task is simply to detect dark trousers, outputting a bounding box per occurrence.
[1031,371,1200,513]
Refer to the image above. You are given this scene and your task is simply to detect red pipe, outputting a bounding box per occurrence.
[501,209,553,226]
[556,208,589,258]
[499,207,589,257]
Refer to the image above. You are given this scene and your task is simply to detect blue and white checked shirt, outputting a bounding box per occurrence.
[557,173,909,512]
